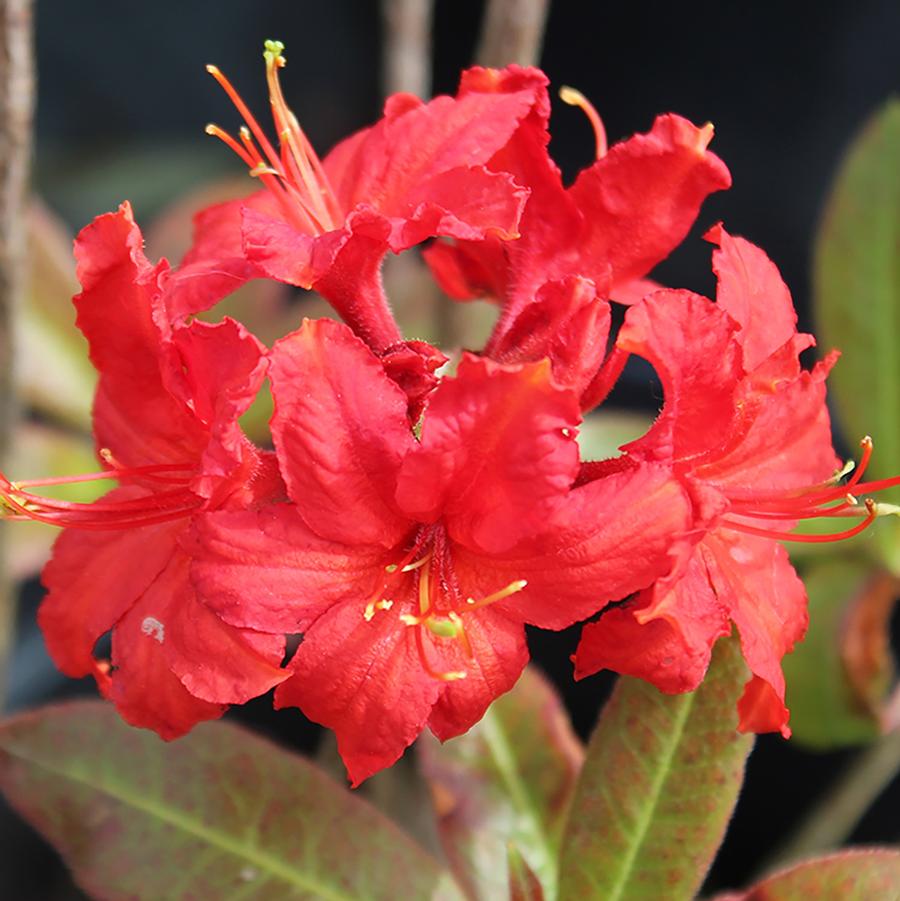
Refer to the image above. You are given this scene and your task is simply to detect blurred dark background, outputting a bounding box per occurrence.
[3,0,899,897]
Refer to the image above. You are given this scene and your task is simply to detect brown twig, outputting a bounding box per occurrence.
[475,0,550,68]
[381,0,433,98]
[0,0,34,708]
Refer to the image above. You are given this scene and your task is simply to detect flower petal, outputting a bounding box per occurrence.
[163,552,288,705]
[169,317,268,505]
[574,551,731,692]
[453,461,692,629]
[269,319,415,547]
[396,355,582,554]
[190,504,386,634]
[618,290,744,464]
[275,598,440,786]
[325,78,543,215]
[38,499,183,677]
[426,610,529,741]
[570,115,731,289]
[488,277,611,396]
[164,191,279,321]
[73,203,207,467]
[703,530,808,737]
[106,553,225,739]
[705,223,801,372]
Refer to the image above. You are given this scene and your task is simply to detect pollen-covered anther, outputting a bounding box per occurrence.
[363,598,393,622]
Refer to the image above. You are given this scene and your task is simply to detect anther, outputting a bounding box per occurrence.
[464,579,528,611]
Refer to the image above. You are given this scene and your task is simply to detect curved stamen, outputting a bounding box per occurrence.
[0,461,201,531]
[728,437,873,513]
[206,41,341,237]
[721,498,879,544]
[560,85,608,159]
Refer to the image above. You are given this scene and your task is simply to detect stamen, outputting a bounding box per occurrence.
[465,579,528,611]
[207,42,341,238]
[721,498,879,544]
[0,463,201,531]
[728,436,877,514]
[560,85,608,159]
[402,554,431,573]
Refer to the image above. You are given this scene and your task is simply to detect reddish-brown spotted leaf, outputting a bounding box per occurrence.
[0,702,465,901]
[714,849,900,900]
[558,636,753,901]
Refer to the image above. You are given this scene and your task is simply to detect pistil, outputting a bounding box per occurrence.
[367,530,527,683]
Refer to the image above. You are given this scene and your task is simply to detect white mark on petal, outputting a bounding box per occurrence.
[729,545,753,565]
[141,616,165,644]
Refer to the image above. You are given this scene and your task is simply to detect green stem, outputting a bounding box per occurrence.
[764,727,900,873]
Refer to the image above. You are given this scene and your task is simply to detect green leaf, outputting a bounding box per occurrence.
[0,702,465,901]
[577,409,653,462]
[715,849,900,900]
[419,667,583,901]
[784,558,889,749]
[813,99,900,572]
[557,637,753,901]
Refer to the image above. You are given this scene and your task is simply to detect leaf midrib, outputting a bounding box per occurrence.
[480,708,558,897]
[1,745,355,901]
[603,692,695,901]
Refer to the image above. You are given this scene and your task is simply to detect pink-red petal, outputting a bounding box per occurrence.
[452,462,692,629]
[618,290,744,465]
[38,499,183,677]
[74,203,207,468]
[570,115,731,290]
[190,504,387,634]
[269,319,415,547]
[706,223,801,373]
[426,609,529,741]
[395,355,582,554]
[275,597,441,786]
[574,551,731,692]
[703,530,808,737]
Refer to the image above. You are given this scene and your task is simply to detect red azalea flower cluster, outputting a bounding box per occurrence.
[5,41,897,785]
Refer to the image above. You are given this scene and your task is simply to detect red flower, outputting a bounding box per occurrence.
[170,42,537,357]
[573,226,896,735]
[3,204,288,738]
[424,68,731,401]
[189,318,691,784]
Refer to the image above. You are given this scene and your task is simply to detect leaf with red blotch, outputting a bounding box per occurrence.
[419,667,582,901]
[558,636,753,901]
[712,849,900,900]
[0,702,465,901]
